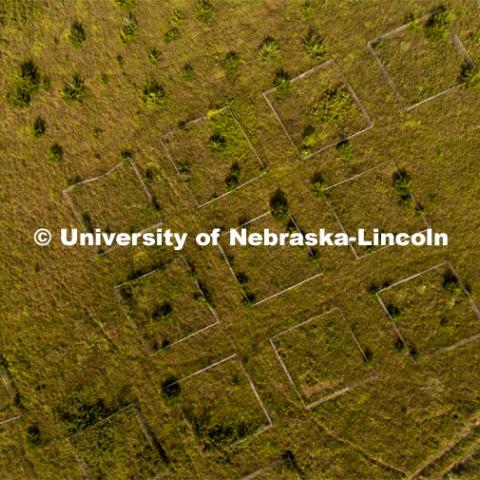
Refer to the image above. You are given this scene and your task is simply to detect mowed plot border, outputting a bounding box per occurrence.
[270,307,378,409]
[367,11,475,111]
[263,59,374,159]
[160,106,266,209]
[63,159,161,256]
[68,403,168,480]
[165,354,273,447]
[217,211,323,307]
[238,456,301,480]
[324,159,431,260]
[375,261,480,358]
[114,256,219,352]
[0,367,22,425]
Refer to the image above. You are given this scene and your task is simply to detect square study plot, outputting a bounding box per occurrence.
[326,161,429,259]
[115,257,218,352]
[71,404,167,480]
[64,159,159,234]
[218,212,322,306]
[168,354,272,450]
[161,107,265,208]
[377,262,480,357]
[368,10,475,110]
[263,59,372,159]
[270,309,372,409]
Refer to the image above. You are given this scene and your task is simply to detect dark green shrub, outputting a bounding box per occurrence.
[386,303,400,318]
[319,86,352,122]
[47,143,63,162]
[273,68,290,95]
[120,148,133,162]
[118,284,133,304]
[69,21,86,46]
[300,124,316,156]
[81,212,93,232]
[208,132,226,152]
[403,12,416,24]
[458,61,480,88]
[32,116,46,137]
[336,138,353,161]
[303,27,326,60]
[392,169,412,204]
[286,217,297,233]
[282,450,300,470]
[242,291,256,305]
[141,79,166,106]
[301,1,314,19]
[236,272,248,284]
[61,74,86,102]
[120,12,138,44]
[394,337,405,352]
[171,8,185,25]
[259,36,281,63]
[424,5,452,41]
[58,398,115,432]
[26,425,41,446]
[181,63,194,80]
[270,188,289,221]
[143,168,155,182]
[0,355,9,370]
[164,26,180,42]
[409,345,418,359]
[363,347,373,363]
[152,302,172,321]
[162,376,180,398]
[178,161,191,175]
[310,171,326,198]
[6,60,41,107]
[442,271,461,296]
[222,51,239,73]
[225,161,240,189]
[148,47,161,64]
[196,280,213,304]
[194,0,214,23]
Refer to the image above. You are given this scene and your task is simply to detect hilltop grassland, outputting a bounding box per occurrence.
[1,0,480,478]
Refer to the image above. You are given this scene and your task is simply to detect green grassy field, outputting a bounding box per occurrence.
[1,0,480,478]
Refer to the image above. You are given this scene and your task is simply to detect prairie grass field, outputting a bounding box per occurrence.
[1,0,480,478]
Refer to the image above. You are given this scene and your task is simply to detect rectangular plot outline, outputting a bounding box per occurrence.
[69,403,168,480]
[270,307,377,410]
[217,211,323,307]
[376,261,480,358]
[63,159,161,256]
[324,159,431,260]
[367,11,475,112]
[160,106,266,209]
[411,418,480,479]
[167,353,273,447]
[263,59,374,159]
[114,256,219,352]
